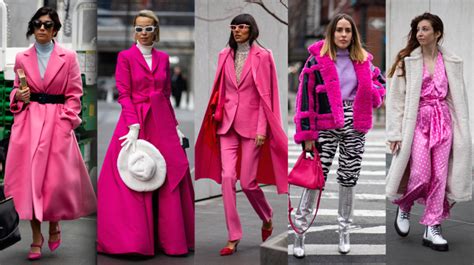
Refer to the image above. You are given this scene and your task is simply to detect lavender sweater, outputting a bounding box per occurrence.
[335,49,357,101]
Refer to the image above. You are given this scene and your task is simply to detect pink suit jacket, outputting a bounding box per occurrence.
[217,47,267,138]
[195,44,288,194]
[4,43,96,222]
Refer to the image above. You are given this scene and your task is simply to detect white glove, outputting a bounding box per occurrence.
[176,126,185,146]
[119,124,140,152]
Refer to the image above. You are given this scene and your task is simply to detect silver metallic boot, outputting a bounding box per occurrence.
[337,185,354,254]
[292,188,319,258]
[293,233,305,258]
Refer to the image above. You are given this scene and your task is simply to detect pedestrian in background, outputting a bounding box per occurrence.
[292,13,385,257]
[3,6,96,260]
[195,13,287,256]
[386,12,472,251]
[97,10,194,256]
[171,66,188,108]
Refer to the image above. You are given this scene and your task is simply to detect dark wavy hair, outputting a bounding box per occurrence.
[26,6,62,38]
[388,12,444,77]
[227,14,259,53]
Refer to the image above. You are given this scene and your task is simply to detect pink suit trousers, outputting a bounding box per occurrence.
[220,128,273,241]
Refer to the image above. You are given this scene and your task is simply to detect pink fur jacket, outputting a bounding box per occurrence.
[294,40,385,144]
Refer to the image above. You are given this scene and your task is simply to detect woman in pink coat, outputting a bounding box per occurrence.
[97,10,194,256]
[4,7,96,260]
[195,14,288,256]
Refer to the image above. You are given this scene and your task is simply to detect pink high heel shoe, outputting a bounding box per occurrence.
[28,235,44,260]
[48,224,61,252]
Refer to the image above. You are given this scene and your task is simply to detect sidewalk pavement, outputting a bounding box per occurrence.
[195,185,287,265]
[385,155,474,265]
[0,217,95,265]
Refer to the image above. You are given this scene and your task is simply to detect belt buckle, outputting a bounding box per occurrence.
[38,94,46,104]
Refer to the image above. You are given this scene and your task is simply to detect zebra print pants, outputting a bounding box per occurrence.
[318,102,366,187]
[293,102,366,233]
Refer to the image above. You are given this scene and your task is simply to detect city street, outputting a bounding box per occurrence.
[288,126,386,264]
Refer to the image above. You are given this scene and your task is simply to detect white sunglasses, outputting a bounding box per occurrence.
[134,26,157,33]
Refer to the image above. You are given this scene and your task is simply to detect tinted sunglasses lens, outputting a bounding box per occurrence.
[43,21,54,29]
[32,20,54,29]
[238,25,246,30]
[230,25,236,30]
[135,27,143,33]
[32,20,42,28]
[144,26,155,32]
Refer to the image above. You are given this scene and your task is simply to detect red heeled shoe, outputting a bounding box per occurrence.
[219,240,240,256]
[48,224,61,252]
[262,221,273,242]
[28,235,44,260]
[262,227,273,242]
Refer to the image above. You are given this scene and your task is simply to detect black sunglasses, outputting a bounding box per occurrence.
[32,20,55,30]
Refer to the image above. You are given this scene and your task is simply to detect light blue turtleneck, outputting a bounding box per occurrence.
[35,41,54,79]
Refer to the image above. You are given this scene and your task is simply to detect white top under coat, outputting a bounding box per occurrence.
[136,41,153,70]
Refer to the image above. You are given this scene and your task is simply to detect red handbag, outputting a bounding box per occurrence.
[288,148,325,234]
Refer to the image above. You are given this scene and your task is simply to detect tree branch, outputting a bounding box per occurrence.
[245,0,288,25]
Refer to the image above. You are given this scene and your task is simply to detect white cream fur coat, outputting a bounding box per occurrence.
[386,46,472,203]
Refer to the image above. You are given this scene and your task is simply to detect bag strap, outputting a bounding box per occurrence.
[287,187,323,235]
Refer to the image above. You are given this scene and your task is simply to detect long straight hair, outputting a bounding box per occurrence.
[320,13,367,63]
[388,13,444,77]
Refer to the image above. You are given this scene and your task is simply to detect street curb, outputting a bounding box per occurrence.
[260,231,288,265]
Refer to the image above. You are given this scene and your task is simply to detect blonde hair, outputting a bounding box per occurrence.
[320,13,367,63]
[133,10,160,42]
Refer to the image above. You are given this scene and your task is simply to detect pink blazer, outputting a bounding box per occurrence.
[217,47,267,138]
[4,44,96,221]
[196,44,288,194]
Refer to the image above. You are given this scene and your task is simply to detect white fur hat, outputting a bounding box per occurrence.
[117,140,166,192]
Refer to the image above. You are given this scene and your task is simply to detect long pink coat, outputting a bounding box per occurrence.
[4,44,97,222]
[195,45,288,194]
[97,45,194,256]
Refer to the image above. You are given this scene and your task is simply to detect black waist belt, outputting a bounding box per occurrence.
[30,93,66,104]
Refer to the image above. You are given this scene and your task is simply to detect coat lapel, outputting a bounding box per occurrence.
[151,49,161,73]
[405,47,423,121]
[131,44,151,72]
[43,44,65,89]
[225,50,238,88]
[238,45,253,85]
[250,45,261,83]
[22,46,44,91]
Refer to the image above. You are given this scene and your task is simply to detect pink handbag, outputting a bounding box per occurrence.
[288,148,325,234]
[288,149,325,189]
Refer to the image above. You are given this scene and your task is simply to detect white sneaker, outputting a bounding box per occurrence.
[394,207,410,237]
[422,225,449,251]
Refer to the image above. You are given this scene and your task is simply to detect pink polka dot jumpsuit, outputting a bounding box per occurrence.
[394,52,452,226]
